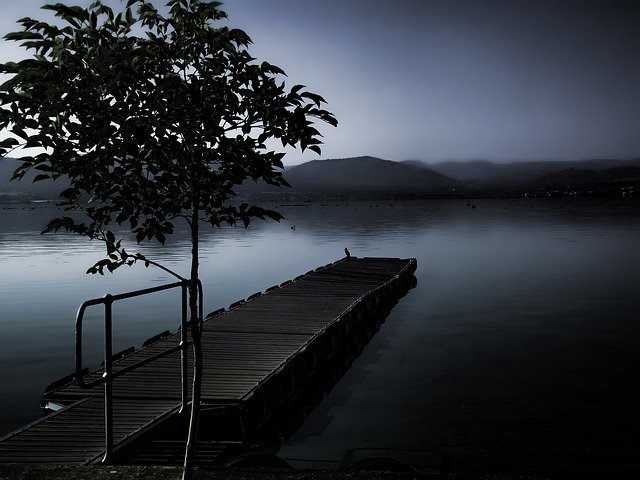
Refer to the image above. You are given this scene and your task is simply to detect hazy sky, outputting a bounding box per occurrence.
[1,0,639,164]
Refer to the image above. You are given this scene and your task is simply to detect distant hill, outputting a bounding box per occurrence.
[536,168,603,187]
[3,155,462,199]
[404,159,512,181]
[282,156,460,194]
[4,154,639,201]
[0,157,66,200]
[243,156,640,197]
[536,166,640,188]
[416,158,640,190]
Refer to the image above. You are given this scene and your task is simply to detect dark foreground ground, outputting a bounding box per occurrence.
[0,465,557,480]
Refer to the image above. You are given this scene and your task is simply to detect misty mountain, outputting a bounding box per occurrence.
[4,154,639,201]
[0,157,65,200]
[282,156,460,194]
[2,155,461,200]
[536,166,640,188]
[414,158,640,189]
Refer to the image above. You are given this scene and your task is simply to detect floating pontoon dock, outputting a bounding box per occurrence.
[0,256,417,464]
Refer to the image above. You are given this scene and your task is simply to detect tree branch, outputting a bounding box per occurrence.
[133,253,186,281]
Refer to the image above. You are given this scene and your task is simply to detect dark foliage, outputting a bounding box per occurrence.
[0,0,336,273]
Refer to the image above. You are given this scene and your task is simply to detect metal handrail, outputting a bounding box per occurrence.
[75,279,203,463]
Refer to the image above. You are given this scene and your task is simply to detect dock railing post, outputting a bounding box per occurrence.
[197,280,203,333]
[180,282,188,414]
[103,294,114,463]
[74,280,193,463]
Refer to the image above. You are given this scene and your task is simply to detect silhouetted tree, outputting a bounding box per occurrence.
[0,1,336,478]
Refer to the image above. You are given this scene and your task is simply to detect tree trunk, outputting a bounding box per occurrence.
[182,199,202,480]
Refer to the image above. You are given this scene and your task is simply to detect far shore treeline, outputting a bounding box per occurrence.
[2,155,640,201]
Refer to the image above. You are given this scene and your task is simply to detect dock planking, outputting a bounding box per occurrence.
[0,256,417,464]
[0,397,178,464]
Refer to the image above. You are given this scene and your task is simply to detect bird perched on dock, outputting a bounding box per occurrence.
[345,247,351,258]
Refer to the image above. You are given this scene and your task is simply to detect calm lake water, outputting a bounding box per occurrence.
[1,198,639,475]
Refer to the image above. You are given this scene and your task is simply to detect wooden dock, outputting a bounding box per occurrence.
[0,256,417,465]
